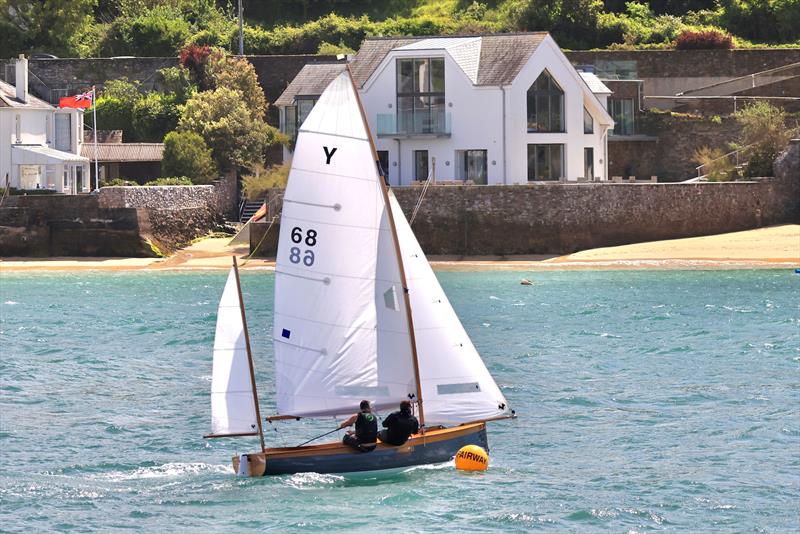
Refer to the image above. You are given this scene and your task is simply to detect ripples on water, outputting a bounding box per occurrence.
[1,270,798,532]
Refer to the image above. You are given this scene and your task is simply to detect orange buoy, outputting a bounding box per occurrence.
[454,444,489,471]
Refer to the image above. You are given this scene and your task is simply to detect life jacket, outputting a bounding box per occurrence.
[355,411,377,442]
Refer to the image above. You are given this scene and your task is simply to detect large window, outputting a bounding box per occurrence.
[414,150,429,181]
[527,71,565,133]
[584,147,594,180]
[397,58,445,134]
[285,97,318,145]
[584,107,594,134]
[463,150,487,184]
[609,99,634,136]
[527,144,563,181]
[54,114,71,151]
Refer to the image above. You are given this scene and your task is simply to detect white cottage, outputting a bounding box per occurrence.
[0,56,90,193]
[277,33,614,185]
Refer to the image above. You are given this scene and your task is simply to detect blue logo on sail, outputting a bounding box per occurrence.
[282,328,291,339]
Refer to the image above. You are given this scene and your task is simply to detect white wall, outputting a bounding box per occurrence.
[282,36,612,184]
[506,38,610,182]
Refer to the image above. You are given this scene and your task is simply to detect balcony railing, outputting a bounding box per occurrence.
[377,111,451,137]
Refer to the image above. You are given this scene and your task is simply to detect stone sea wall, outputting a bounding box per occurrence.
[251,168,799,257]
[0,185,225,257]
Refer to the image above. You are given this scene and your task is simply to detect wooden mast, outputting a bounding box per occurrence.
[233,256,266,451]
[344,64,426,427]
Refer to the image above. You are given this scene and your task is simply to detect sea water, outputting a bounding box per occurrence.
[0,269,798,532]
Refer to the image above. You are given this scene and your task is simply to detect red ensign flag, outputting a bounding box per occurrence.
[59,91,93,109]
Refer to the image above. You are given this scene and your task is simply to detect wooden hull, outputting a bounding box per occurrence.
[232,422,488,476]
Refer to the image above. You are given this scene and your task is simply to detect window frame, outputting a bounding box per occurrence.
[396,58,446,134]
[608,98,635,136]
[583,107,594,134]
[527,70,565,133]
[527,144,564,182]
[413,150,429,181]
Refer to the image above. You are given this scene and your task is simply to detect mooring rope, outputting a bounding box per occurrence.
[242,215,277,265]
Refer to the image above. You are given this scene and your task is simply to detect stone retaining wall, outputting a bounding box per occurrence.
[0,193,223,257]
[251,171,798,257]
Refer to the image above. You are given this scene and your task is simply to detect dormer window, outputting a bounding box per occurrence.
[396,58,445,134]
[527,70,565,133]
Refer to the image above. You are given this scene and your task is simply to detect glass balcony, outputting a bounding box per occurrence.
[377,111,451,137]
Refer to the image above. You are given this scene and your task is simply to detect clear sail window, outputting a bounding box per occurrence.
[437,382,481,394]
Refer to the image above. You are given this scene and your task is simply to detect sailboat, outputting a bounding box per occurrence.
[206,68,514,476]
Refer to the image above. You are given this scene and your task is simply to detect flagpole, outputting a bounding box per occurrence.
[92,85,99,191]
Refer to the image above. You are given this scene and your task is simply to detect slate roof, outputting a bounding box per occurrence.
[274,62,346,107]
[579,72,612,94]
[349,33,549,88]
[0,79,53,108]
[80,143,164,162]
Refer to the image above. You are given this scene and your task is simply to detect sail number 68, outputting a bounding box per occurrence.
[289,227,317,266]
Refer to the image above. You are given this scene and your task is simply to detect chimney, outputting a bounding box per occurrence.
[15,54,28,103]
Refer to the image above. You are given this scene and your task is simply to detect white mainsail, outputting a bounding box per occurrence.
[388,193,510,425]
[209,267,259,436]
[273,71,417,418]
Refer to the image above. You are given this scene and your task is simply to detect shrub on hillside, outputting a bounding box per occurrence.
[144,177,194,186]
[693,146,735,181]
[179,44,213,88]
[719,0,800,44]
[675,28,733,49]
[100,5,192,56]
[205,50,267,119]
[161,131,218,185]
[242,163,290,199]
[179,87,282,170]
[132,92,181,142]
[734,101,798,178]
[95,97,136,139]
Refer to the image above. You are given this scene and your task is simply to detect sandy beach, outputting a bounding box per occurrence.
[1,224,798,273]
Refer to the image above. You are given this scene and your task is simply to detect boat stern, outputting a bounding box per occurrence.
[232,452,267,477]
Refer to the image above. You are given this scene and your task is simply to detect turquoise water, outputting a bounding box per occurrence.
[1,269,798,532]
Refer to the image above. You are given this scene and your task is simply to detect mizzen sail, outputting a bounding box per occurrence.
[273,71,416,418]
[388,192,511,425]
[209,267,259,436]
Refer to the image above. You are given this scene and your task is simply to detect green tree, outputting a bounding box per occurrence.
[132,92,181,141]
[100,5,192,56]
[500,0,605,49]
[719,0,800,43]
[93,78,140,140]
[205,50,267,119]
[161,131,218,184]
[734,101,799,177]
[178,87,282,170]
[0,0,97,57]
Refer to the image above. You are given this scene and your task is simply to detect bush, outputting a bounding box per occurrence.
[242,163,290,199]
[101,178,135,186]
[100,5,192,56]
[734,101,798,178]
[719,0,800,44]
[693,146,734,181]
[675,28,733,49]
[179,44,213,88]
[155,67,196,104]
[144,177,194,186]
[205,51,267,119]
[161,131,218,185]
[132,92,181,142]
[94,97,136,138]
[179,87,282,170]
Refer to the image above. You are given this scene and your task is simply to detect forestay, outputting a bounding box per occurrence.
[388,192,510,425]
[210,268,259,436]
[273,71,416,419]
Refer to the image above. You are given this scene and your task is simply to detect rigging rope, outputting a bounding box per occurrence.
[242,215,278,265]
[408,167,433,226]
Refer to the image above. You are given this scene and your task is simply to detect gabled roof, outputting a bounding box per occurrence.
[80,143,164,162]
[274,62,346,107]
[349,33,548,88]
[0,79,52,109]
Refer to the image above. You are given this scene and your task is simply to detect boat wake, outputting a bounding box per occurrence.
[86,462,230,482]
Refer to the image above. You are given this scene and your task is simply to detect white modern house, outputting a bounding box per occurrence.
[276,33,614,185]
[1,56,90,193]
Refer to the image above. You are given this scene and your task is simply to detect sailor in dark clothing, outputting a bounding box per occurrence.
[378,400,419,446]
[339,400,377,452]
